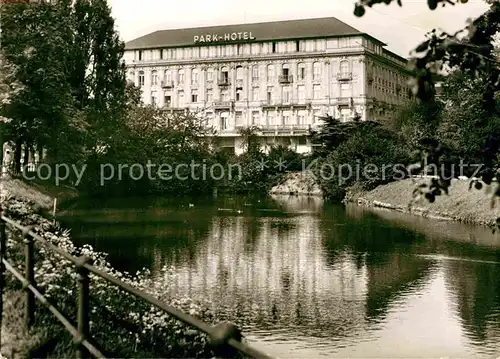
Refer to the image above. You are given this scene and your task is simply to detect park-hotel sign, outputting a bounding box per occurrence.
[193,32,256,43]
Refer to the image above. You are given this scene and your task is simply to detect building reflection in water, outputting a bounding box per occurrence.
[163,215,371,340]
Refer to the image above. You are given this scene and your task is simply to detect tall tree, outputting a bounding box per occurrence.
[71,0,127,154]
[0,0,128,170]
[354,0,500,202]
[0,1,81,169]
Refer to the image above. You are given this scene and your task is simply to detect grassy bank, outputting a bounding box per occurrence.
[1,177,79,210]
[348,177,500,227]
[0,181,243,358]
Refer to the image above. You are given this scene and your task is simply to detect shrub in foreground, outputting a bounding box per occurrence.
[1,195,248,358]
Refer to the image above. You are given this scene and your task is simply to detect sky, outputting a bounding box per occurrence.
[108,0,491,57]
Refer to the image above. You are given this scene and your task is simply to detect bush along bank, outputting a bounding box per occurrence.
[0,195,248,358]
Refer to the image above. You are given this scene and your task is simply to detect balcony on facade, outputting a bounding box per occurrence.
[261,100,311,109]
[278,75,293,84]
[336,72,353,81]
[336,97,352,106]
[213,100,234,110]
[259,124,311,133]
[217,78,230,87]
[161,80,174,89]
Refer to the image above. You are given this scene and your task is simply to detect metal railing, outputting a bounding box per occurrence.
[213,101,234,109]
[336,72,353,81]
[160,81,174,88]
[217,78,230,87]
[0,207,273,359]
[278,75,293,84]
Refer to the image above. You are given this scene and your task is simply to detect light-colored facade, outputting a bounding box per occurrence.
[124,17,412,154]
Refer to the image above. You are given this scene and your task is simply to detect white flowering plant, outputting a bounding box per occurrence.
[1,196,247,358]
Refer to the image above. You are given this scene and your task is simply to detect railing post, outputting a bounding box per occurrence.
[0,209,7,347]
[209,321,243,358]
[23,227,35,328]
[76,255,92,359]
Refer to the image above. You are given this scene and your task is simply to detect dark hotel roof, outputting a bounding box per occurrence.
[125,17,385,50]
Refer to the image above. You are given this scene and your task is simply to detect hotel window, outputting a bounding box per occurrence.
[252,111,259,125]
[266,87,273,104]
[178,69,185,84]
[201,47,208,58]
[297,63,306,80]
[261,43,269,54]
[277,42,287,53]
[221,90,229,101]
[316,39,326,51]
[298,110,306,124]
[243,44,251,55]
[178,91,184,106]
[267,111,275,126]
[313,62,321,81]
[192,47,200,58]
[267,64,274,82]
[282,86,291,103]
[296,41,300,52]
[185,48,192,58]
[207,68,214,82]
[339,38,348,48]
[252,65,259,80]
[306,40,315,52]
[220,112,228,130]
[252,87,259,101]
[297,85,305,103]
[281,63,290,78]
[164,70,172,83]
[251,43,260,55]
[313,109,322,123]
[209,46,216,58]
[340,61,349,74]
[159,49,163,60]
[191,91,198,103]
[299,41,306,52]
[151,91,157,107]
[272,42,277,53]
[313,85,321,99]
[138,71,145,87]
[220,67,229,83]
[191,69,199,85]
[235,111,243,126]
[138,50,142,61]
[206,89,213,103]
[283,111,291,125]
[326,39,338,49]
[236,66,243,80]
[151,71,158,86]
[236,89,243,101]
[340,83,350,98]
[164,95,171,107]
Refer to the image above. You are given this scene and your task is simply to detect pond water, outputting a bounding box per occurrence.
[58,195,500,358]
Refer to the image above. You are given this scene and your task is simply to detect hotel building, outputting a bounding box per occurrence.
[123,17,412,154]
